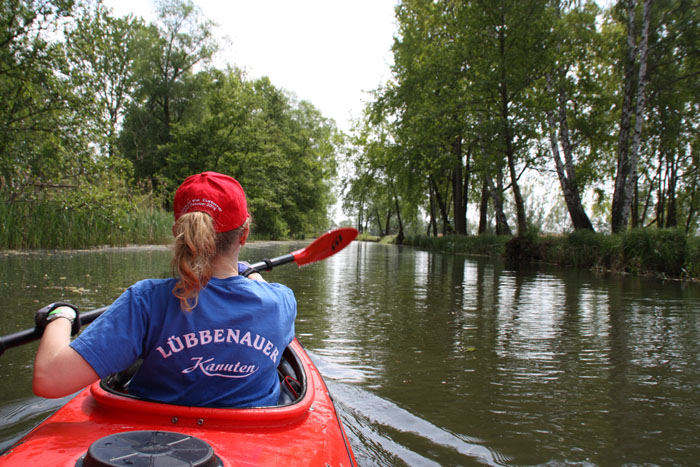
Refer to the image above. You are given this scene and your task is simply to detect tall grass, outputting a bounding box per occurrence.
[0,200,172,250]
[403,229,699,281]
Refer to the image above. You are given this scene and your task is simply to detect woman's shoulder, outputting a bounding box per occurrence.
[243,277,294,294]
[210,276,295,300]
[249,280,296,307]
[127,277,178,296]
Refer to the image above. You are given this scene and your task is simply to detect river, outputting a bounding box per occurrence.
[1,241,699,466]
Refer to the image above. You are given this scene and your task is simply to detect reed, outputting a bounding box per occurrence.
[0,199,172,250]
[621,228,687,276]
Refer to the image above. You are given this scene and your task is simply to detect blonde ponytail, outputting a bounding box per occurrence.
[171,212,250,311]
[171,212,217,311]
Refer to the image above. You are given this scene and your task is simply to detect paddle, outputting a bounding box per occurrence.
[0,227,358,356]
[241,227,358,276]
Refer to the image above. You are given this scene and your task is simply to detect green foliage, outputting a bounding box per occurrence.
[622,228,687,276]
[1,0,84,196]
[119,0,218,190]
[0,154,171,249]
[347,0,700,240]
[686,236,700,279]
[561,229,623,270]
[0,0,167,250]
[157,70,339,239]
[64,2,144,157]
[3,0,698,250]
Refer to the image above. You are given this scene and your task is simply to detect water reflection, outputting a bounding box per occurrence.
[295,242,699,466]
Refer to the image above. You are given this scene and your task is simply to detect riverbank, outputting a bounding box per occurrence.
[401,229,700,282]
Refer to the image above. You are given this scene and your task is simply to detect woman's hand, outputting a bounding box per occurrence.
[33,304,98,398]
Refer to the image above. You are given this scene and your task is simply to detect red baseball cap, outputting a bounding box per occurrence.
[173,172,250,233]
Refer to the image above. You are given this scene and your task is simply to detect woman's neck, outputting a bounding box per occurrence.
[210,246,241,279]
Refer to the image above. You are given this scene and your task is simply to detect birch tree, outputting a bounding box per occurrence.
[611,0,653,233]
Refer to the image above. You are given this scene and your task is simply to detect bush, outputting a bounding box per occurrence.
[686,235,700,279]
[622,228,687,276]
[562,230,623,270]
[401,229,698,281]
[505,234,542,262]
[357,232,381,242]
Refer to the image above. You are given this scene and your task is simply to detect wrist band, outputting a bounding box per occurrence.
[47,307,76,324]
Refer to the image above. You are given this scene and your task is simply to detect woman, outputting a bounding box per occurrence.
[32,172,297,407]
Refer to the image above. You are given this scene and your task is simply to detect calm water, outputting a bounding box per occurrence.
[1,241,699,466]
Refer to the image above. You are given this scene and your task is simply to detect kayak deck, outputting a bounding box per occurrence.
[2,338,356,466]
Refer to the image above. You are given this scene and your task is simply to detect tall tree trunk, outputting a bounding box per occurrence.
[632,176,640,227]
[486,170,512,236]
[442,174,453,234]
[498,25,527,236]
[478,178,489,234]
[611,0,638,232]
[463,144,472,235]
[685,146,699,233]
[430,175,453,234]
[612,0,652,233]
[504,134,527,235]
[374,208,385,237]
[640,162,660,226]
[452,135,467,234]
[626,0,652,224]
[656,160,666,227]
[389,182,404,244]
[384,210,392,235]
[357,199,364,233]
[545,75,595,231]
[685,181,698,234]
[665,153,678,227]
[428,180,438,236]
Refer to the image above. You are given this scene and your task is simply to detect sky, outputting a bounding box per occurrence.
[102,0,399,132]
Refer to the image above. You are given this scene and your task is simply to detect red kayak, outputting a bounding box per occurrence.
[1,338,356,466]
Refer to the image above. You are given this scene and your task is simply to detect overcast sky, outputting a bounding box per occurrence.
[103,0,399,132]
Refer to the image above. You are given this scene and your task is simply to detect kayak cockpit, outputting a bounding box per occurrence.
[91,340,315,424]
[101,345,305,406]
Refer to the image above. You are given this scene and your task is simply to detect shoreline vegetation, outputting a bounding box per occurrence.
[0,201,173,250]
[2,203,697,283]
[361,230,700,283]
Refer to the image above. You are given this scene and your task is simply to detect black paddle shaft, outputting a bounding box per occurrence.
[0,306,108,356]
[241,253,295,277]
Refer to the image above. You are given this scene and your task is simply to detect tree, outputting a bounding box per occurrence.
[386,0,470,235]
[0,0,78,198]
[161,70,338,238]
[632,0,700,232]
[542,0,603,232]
[65,3,143,158]
[611,0,653,233]
[120,0,218,192]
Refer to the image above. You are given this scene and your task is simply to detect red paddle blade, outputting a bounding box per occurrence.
[292,227,358,267]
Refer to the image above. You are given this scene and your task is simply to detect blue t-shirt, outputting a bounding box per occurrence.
[70,275,296,408]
